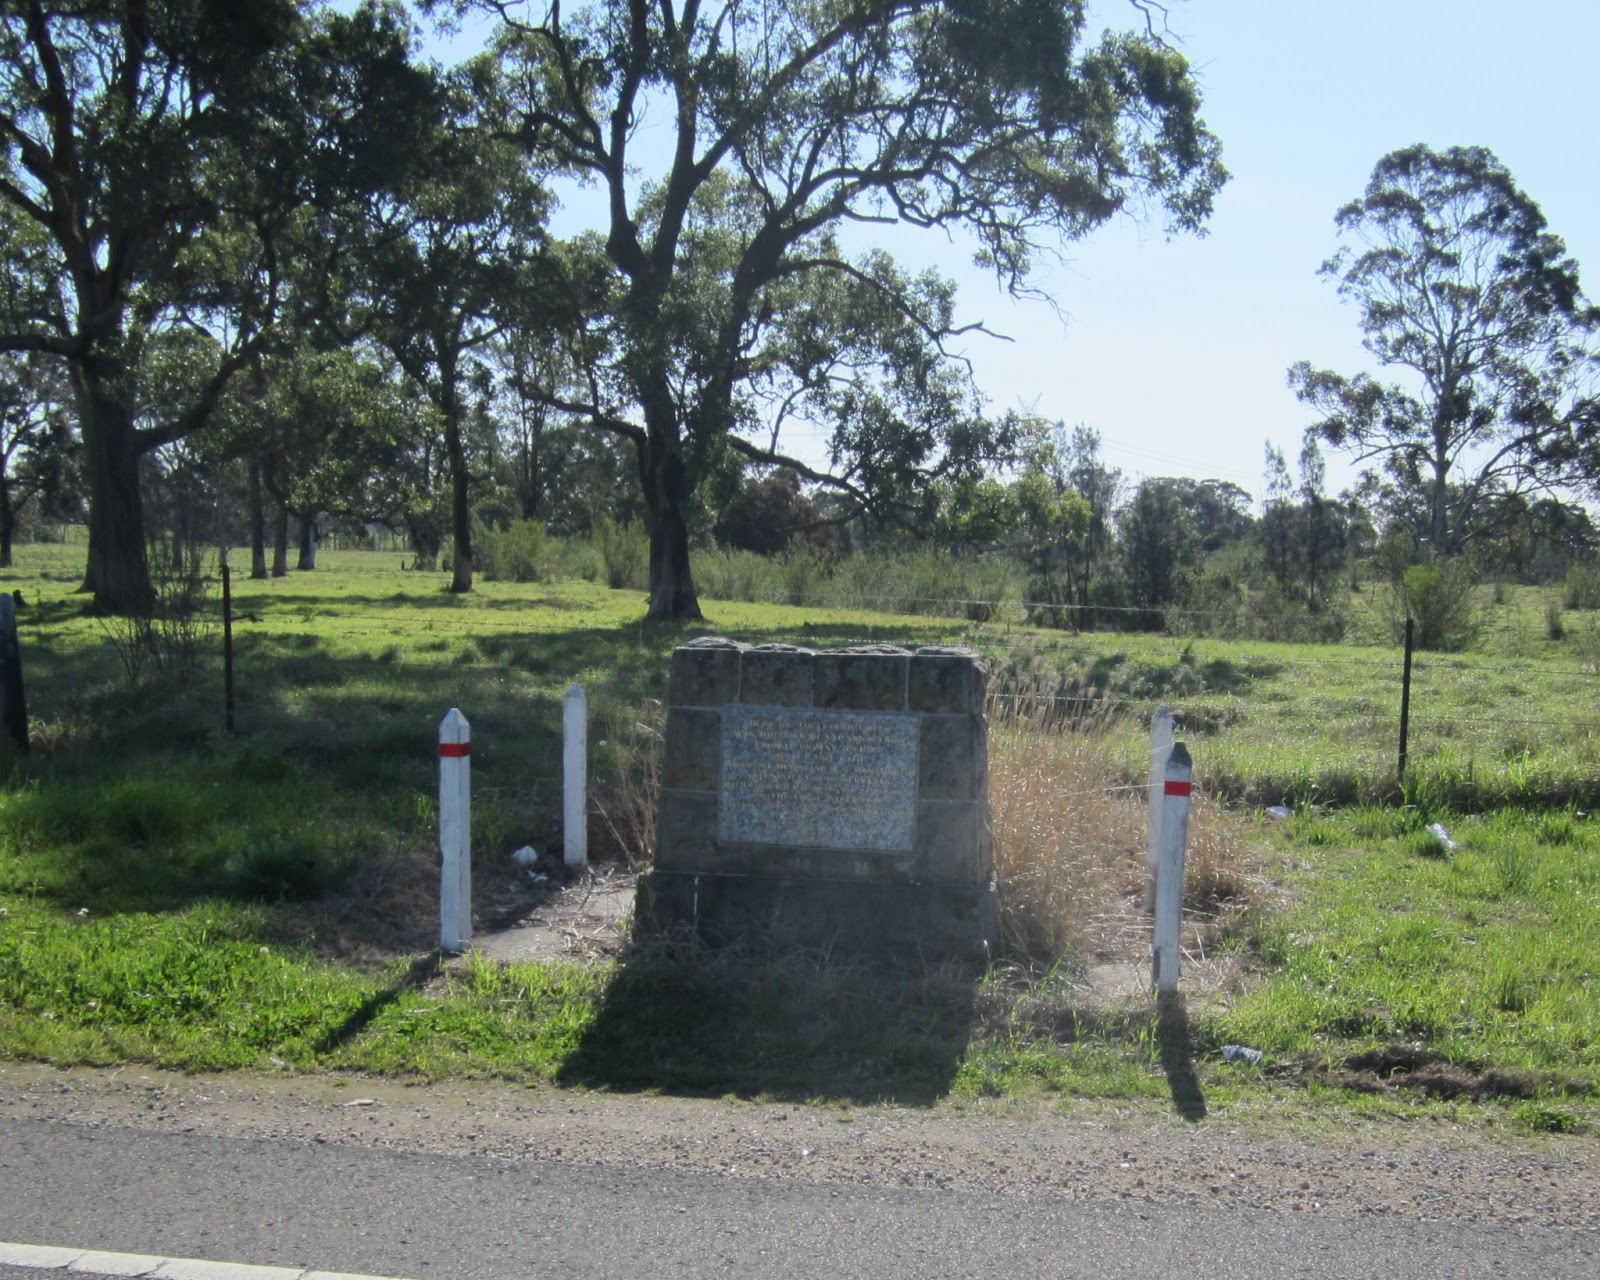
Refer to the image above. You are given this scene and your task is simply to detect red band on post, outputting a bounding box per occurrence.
[439,742,471,758]
[1163,780,1192,797]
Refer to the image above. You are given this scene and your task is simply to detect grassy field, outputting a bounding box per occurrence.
[0,543,1597,1131]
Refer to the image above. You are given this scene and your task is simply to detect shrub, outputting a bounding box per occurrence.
[1395,557,1479,651]
[1564,562,1600,610]
[694,546,780,603]
[99,540,216,688]
[477,520,561,583]
[591,518,649,591]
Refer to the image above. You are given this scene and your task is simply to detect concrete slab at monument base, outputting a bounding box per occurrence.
[637,869,998,966]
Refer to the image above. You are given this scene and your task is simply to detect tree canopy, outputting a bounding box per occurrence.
[470,0,1226,617]
[1290,144,1599,557]
[0,0,432,611]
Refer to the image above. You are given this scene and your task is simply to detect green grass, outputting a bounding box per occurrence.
[1217,808,1600,1082]
[1,544,1599,1126]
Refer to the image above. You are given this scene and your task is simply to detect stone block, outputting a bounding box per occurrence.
[637,870,997,965]
[660,707,721,791]
[910,647,987,714]
[916,799,983,884]
[814,648,908,711]
[653,789,719,871]
[711,841,915,882]
[919,714,982,801]
[668,638,744,707]
[740,645,815,707]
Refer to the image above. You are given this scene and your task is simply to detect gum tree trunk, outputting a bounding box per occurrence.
[74,360,154,615]
[272,504,289,577]
[297,512,318,570]
[248,460,269,579]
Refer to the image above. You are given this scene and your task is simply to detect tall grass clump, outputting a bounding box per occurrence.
[693,546,781,603]
[692,547,1023,621]
[829,550,1022,620]
[99,540,216,688]
[1394,556,1480,651]
[476,520,563,583]
[1564,561,1600,610]
[986,686,1254,969]
[592,518,649,590]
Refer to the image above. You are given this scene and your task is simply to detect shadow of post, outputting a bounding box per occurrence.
[311,952,444,1056]
[1156,991,1207,1121]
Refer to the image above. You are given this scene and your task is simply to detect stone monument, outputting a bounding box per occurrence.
[636,637,998,962]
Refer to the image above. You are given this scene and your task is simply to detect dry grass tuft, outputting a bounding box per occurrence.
[592,697,664,869]
[988,690,1259,982]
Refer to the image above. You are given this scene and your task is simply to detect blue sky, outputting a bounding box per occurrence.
[428,1,1600,506]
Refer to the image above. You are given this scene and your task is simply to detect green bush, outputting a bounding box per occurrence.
[477,520,562,583]
[591,518,649,591]
[694,546,779,602]
[1396,557,1480,651]
[1564,562,1600,610]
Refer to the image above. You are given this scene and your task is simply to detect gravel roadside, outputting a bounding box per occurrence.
[2,1061,1596,1231]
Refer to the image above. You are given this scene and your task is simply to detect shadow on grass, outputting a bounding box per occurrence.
[557,936,979,1105]
[312,951,444,1056]
[6,610,966,921]
[1156,992,1207,1121]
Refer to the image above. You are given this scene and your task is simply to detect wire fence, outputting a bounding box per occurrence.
[15,572,1600,800]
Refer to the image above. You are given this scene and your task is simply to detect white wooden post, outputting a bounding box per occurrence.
[563,683,588,869]
[1152,741,1193,995]
[1143,704,1174,912]
[439,708,472,953]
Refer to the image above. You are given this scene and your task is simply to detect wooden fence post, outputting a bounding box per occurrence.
[563,683,587,869]
[1144,704,1174,912]
[1152,741,1193,994]
[439,708,472,953]
[221,561,235,732]
[0,592,28,753]
[1398,616,1415,783]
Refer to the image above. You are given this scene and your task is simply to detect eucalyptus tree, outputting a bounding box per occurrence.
[465,0,1226,619]
[354,52,555,593]
[0,348,74,565]
[0,0,432,611]
[1290,144,1600,557]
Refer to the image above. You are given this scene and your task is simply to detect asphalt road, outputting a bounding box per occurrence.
[1,1117,1596,1279]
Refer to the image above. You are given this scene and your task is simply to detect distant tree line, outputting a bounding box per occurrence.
[1,6,1595,629]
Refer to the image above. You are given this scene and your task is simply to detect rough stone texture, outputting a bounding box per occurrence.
[644,638,995,960]
[918,715,983,802]
[660,708,721,791]
[668,639,743,708]
[910,647,988,715]
[639,870,997,964]
[916,800,987,885]
[740,645,815,707]
[652,790,719,871]
[814,649,909,711]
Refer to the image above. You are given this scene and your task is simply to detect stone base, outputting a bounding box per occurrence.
[636,870,998,967]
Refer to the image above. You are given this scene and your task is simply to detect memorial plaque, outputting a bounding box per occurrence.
[718,706,918,851]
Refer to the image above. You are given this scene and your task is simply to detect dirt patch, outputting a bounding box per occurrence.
[472,862,635,964]
[1267,1045,1576,1104]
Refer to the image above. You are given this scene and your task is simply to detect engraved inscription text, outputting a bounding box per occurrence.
[718,707,917,851]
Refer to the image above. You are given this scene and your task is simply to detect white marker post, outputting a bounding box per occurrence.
[439,708,472,953]
[563,683,587,870]
[1151,741,1193,995]
[1143,704,1174,912]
